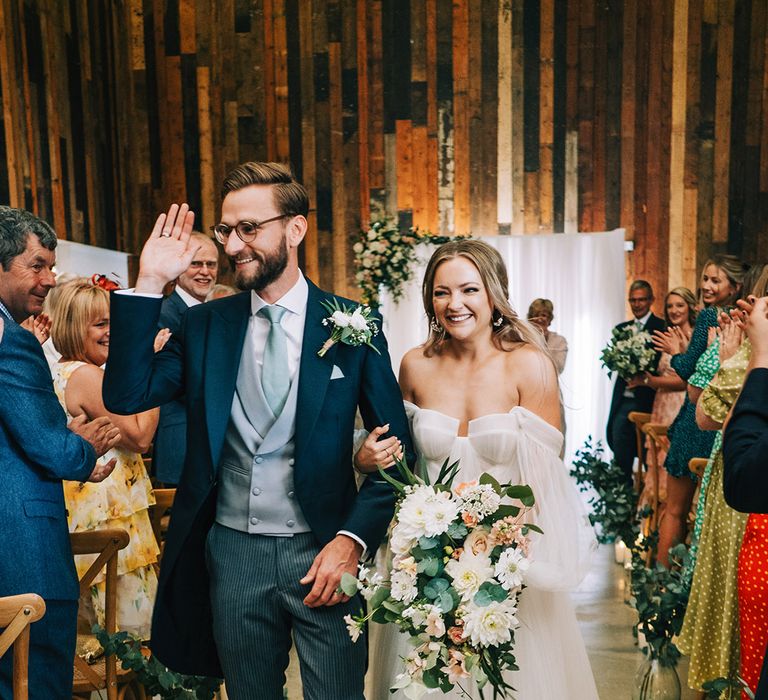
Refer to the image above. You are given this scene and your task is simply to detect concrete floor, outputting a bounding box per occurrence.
[267,544,700,699]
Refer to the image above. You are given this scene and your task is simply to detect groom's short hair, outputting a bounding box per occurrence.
[221,162,310,219]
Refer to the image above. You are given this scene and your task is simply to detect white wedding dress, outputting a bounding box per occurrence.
[366,402,600,700]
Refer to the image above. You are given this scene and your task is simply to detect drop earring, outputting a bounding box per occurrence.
[430,317,443,334]
[493,313,504,328]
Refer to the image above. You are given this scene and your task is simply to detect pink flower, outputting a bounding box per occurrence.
[447,625,466,644]
[444,649,470,684]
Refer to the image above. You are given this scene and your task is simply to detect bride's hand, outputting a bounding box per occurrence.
[354,424,402,473]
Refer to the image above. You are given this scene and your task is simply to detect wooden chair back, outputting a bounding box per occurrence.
[148,489,176,569]
[70,528,129,700]
[628,411,652,492]
[0,594,45,700]
[641,422,670,566]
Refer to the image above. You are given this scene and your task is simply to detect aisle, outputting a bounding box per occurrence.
[279,543,699,698]
[574,543,698,699]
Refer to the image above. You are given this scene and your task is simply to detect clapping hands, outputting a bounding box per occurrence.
[652,326,690,355]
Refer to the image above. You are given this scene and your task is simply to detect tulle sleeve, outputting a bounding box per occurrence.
[512,410,598,591]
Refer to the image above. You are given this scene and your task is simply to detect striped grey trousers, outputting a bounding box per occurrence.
[206,523,366,700]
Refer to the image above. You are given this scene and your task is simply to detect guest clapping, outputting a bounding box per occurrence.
[50,281,160,640]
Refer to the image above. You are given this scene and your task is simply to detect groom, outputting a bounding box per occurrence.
[103,162,413,699]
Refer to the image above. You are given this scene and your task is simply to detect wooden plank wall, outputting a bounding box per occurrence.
[0,0,767,299]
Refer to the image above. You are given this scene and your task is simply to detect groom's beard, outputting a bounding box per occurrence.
[230,236,289,292]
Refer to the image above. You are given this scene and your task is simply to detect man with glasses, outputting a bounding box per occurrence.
[606,280,665,483]
[153,232,219,485]
[103,162,413,699]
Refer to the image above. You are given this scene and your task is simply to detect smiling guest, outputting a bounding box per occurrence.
[50,280,160,639]
[153,232,219,485]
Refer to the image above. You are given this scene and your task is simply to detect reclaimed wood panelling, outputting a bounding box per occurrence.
[0,0,767,300]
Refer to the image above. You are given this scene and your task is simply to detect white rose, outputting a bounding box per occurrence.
[330,310,350,327]
[349,309,369,332]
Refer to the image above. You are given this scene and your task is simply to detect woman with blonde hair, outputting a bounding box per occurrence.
[629,286,697,511]
[527,298,568,374]
[653,254,748,566]
[50,280,160,639]
[359,240,598,699]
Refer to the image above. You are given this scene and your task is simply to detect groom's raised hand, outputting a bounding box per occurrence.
[300,534,363,608]
[135,203,199,295]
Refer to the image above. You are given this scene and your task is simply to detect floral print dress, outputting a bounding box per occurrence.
[52,360,159,640]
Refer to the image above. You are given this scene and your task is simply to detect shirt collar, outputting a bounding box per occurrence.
[250,272,308,317]
[635,311,651,327]
[174,285,203,308]
[0,298,14,323]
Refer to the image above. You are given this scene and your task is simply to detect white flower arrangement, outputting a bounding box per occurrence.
[600,326,657,381]
[354,219,461,306]
[318,299,380,357]
[341,457,540,699]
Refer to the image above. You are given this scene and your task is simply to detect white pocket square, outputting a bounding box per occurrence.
[330,365,345,380]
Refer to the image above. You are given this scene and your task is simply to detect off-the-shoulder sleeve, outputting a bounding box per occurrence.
[670,307,719,380]
[512,411,597,591]
[700,339,751,423]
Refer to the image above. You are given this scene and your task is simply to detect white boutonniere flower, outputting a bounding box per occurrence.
[318,299,381,357]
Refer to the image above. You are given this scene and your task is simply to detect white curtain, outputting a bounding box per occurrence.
[380,229,626,464]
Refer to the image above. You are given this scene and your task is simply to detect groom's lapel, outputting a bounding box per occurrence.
[295,281,338,464]
[204,292,251,467]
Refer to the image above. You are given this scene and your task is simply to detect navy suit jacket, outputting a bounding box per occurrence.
[103,280,413,676]
[0,317,95,601]
[153,290,189,483]
[606,313,666,448]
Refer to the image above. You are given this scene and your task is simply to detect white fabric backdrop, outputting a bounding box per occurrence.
[54,239,131,284]
[379,229,626,464]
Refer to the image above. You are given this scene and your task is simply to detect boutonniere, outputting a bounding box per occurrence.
[318,299,381,357]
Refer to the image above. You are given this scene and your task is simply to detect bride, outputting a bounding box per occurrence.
[356,240,599,699]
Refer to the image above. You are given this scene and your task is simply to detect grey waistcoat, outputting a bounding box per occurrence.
[215,319,310,535]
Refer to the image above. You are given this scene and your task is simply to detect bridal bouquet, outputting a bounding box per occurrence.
[341,457,539,699]
[600,326,657,381]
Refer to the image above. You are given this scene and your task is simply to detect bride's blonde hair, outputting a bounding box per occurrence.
[421,240,547,357]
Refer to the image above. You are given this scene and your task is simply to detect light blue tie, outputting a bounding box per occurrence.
[258,305,290,417]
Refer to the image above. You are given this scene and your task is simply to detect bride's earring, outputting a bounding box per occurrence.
[430,317,443,334]
[493,313,504,328]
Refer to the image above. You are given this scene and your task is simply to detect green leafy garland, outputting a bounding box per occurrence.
[94,627,221,699]
[353,219,462,307]
[570,439,688,668]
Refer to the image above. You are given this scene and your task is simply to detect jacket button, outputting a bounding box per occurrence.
[252,487,261,496]
[250,516,260,525]
[287,491,294,498]
[255,456,264,464]
[286,519,295,528]
[288,459,295,466]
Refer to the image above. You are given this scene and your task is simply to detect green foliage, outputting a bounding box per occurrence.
[570,438,638,546]
[353,219,462,307]
[93,627,221,699]
[702,676,754,699]
[600,326,657,380]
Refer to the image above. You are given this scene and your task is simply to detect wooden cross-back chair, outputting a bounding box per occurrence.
[70,528,145,700]
[0,593,45,700]
[148,488,176,572]
[628,411,652,492]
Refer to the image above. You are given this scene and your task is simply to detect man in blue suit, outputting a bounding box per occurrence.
[103,163,413,699]
[154,233,220,485]
[0,206,119,700]
[605,280,665,482]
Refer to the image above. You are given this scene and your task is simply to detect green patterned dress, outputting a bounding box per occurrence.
[677,340,751,693]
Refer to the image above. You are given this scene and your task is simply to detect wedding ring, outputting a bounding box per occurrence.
[160,230,172,237]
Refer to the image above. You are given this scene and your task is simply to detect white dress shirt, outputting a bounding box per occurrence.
[175,284,203,308]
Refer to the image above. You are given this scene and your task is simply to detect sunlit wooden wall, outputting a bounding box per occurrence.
[1,0,767,300]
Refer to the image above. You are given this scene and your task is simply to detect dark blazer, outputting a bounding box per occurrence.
[103,280,413,676]
[153,290,190,484]
[0,318,95,601]
[606,313,666,449]
[722,367,768,699]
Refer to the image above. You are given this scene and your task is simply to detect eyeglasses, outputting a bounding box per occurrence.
[188,260,218,270]
[210,214,294,244]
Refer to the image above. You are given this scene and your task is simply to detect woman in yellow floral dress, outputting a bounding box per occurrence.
[50,281,160,640]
